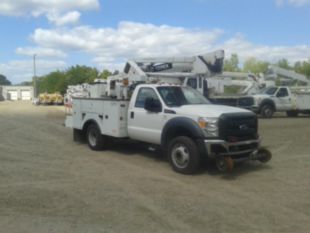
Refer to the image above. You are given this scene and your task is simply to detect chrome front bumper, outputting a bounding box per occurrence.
[204,138,261,158]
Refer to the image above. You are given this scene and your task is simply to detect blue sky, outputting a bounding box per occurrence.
[0,0,309,84]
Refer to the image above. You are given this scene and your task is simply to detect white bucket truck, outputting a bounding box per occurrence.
[66,51,271,174]
[237,86,310,118]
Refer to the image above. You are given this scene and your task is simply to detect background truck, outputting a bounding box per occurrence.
[237,86,310,118]
[66,51,271,174]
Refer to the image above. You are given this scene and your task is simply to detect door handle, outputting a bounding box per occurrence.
[130,111,134,119]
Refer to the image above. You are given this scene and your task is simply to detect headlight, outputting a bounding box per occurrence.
[198,117,219,137]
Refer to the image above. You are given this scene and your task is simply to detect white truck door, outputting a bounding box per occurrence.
[128,87,164,145]
[274,87,293,110]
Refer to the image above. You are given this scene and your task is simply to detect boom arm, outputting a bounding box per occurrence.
[122,50,225,83]
[267,66,310,85]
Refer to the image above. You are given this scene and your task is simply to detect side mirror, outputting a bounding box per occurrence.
[144,97,162,113]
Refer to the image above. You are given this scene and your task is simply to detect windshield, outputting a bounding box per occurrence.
[157,86,210,107]
[261,87,278,95]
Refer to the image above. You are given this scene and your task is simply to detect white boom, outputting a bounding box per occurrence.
[208,71,275,96]
[122,50,225,83]
[267,66,310,85]
[89,50,225,99]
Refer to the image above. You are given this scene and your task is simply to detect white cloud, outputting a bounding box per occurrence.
[46,11,81,26]
[7,21,310,83]
[29,21,309,68]
[0,60,66,84]
[220,34,310,63]
[31,21,224,68]
[276,0,310,6]
[0,0,99,16]
[16,47,67,58]
[0,0,98,26]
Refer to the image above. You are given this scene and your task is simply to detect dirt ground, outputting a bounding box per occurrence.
[0,101,309,233]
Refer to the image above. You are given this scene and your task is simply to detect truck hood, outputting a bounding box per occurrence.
[172,104,251,118]
[252,94,270,99]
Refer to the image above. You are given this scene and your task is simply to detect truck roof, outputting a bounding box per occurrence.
[137,83,183,88]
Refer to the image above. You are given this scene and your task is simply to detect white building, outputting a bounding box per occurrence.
[0,86,34,101]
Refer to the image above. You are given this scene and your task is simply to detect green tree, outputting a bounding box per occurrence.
[0,74,11,85]
[294,60,310,78]
[224,54,240,72]
[243,58,269,74]
[98,69,112,79]
[277,58,291,69]
[37,71,67,94]
[37,65,100,94]
[66,65,99,85]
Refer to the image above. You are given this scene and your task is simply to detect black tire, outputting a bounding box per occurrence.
[260,105,274,118]
[286,110,299,117]
[167,136,201,174]
[86,124,105,151]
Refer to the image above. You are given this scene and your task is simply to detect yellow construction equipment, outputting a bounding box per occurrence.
[38,92,64,105]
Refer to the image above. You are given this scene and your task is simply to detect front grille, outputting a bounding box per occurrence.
[219,112,258,141]
[237,97,254,107]
[229,142,259,152]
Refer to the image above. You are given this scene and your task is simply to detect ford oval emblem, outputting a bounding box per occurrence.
[239,124,249,130]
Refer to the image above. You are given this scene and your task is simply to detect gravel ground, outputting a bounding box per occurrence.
[0,101,309,233]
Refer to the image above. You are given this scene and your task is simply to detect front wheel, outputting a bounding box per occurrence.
[167,136,201,174]
[86,124,106,151]
[260,105,274,118]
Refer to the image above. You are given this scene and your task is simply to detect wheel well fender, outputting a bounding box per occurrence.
[82,120,101,134]
[161,117,204,149]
